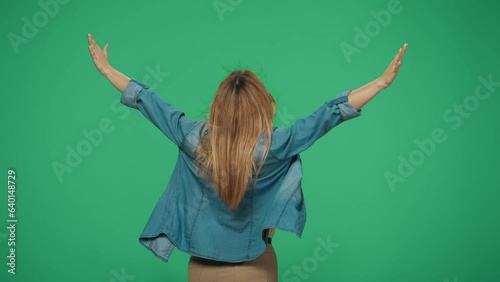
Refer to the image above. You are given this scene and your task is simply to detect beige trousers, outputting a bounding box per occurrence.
[188,244,278,282]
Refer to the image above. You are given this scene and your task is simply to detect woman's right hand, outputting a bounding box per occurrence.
[87,33,130,92]
[88,34,112,77]
[377,43,409,88]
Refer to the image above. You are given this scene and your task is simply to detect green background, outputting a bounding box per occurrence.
[1,0,499,281]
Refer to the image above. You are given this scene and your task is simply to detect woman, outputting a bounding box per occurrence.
[88,34,408,281]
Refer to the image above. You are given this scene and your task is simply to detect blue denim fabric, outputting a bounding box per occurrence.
[120,78,362,263]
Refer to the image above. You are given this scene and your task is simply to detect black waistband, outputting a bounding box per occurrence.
[262,228,272,245]
[266,237,272,245]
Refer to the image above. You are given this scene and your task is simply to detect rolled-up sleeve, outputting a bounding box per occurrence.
[270,90,361,160]
[120,79,198,147]
[334,90,362,121]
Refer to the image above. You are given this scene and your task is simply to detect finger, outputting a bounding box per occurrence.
[88,40,96,55]
[395,43,408,64]
[398,45,408,66]
[90,35,101,51]
[103,44,108,57]
[395,51,404,71]
[90,34,96,48]
[400,43,408,58]
[93,38,100,50]
[392,48,402,65]
[89,42,101,61]
[89,45,97,61]
[396,46,404,61]
[391,48,400,63]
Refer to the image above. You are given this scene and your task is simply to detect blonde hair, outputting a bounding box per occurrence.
[195,70,277,210]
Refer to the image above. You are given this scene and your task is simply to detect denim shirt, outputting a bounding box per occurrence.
[120,79,361,263]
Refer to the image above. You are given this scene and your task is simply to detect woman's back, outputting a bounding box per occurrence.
[119,78,361,263]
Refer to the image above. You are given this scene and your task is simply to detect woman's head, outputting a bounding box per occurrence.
[195,70,276,210]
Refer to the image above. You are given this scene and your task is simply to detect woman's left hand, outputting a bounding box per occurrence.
[88,34,112,77]
[378,43,409,88]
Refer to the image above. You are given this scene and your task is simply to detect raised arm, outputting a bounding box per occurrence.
[348,43,409,110]
[270,43,409,160]
[87,34,197,147]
